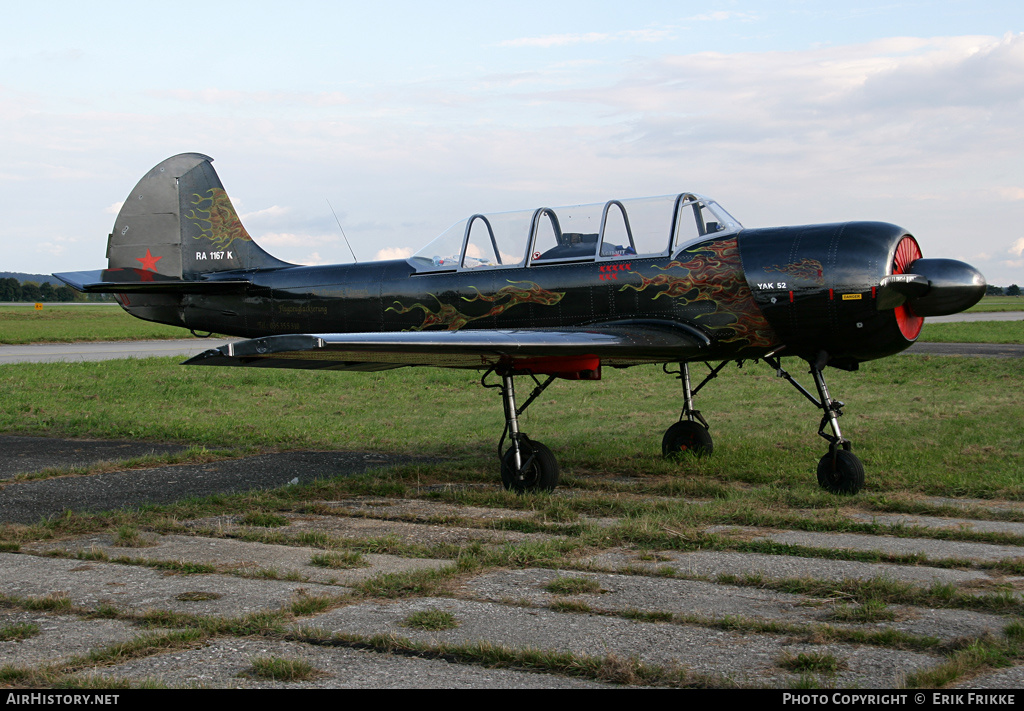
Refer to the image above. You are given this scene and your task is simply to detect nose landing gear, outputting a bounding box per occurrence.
[764,352,865,495]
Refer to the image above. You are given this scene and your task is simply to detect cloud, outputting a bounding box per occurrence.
[683,11,757,22]
[995,187,1024,201]
[256,232,338,247]
[294,252,327,266]
[375,247,413,260]
[1010,238,1024,257]
[498,28,672,48]
[241,205,290,220]
[152,89,351,107]
[36,242,67,257]
[104,201,123,214]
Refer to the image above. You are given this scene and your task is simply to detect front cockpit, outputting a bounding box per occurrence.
[409,193,742,273]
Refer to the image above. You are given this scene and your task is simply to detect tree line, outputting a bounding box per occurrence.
[0,278,111,303]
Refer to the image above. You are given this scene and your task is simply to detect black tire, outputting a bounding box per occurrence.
[500,438,559,493]
[662,421,714,458]
[816,449,865,494]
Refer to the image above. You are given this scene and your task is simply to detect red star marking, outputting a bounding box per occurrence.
[136,249,163,272]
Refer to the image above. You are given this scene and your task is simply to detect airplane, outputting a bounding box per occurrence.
[55,153,986,495]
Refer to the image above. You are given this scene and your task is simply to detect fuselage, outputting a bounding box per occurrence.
[124,221,932,370]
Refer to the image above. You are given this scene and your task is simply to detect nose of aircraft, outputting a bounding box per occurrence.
[901,258,987,317]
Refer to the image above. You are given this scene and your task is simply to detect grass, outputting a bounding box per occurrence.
[967,296,1024,312]
[0,623,40,642]
[240,656,323,682]
[0,304,200,344]
[239,512,290,527]
[778,651,847,674]
[919,320,1024,344]
[401,610,459,630]
[2,352,1020,498]
[830,599,896,623]
[309,551,368,569]
[544,576,604,595]
[111,525,151,547]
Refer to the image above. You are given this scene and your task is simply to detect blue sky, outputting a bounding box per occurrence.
[2,1,1023,285]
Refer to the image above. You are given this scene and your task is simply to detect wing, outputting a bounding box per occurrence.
[183,320,711,373]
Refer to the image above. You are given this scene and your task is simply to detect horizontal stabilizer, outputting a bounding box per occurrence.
[53,269,250,294]
[183,321,711,372]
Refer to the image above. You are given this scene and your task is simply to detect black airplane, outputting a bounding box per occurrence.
[55,153,986,495]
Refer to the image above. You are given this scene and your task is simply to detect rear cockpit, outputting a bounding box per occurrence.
[409,193,741,274]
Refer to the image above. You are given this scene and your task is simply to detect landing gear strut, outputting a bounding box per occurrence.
[662,362,726,458]
[484,370,559,493]
[764,353,865,495]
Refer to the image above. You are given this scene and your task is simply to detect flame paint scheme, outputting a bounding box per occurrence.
[56,154,986,494]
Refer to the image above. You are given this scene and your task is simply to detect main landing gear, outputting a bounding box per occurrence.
[661,362,726,458]
[663,356,865,495]
[484,369,560,493]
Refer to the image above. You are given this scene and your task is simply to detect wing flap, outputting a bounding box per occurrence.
[183,321,711,371]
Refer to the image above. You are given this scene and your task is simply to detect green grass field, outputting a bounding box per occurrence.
[968,295,1024,312]
[1,354,1021,499]
[0,305,195,344]
[919,320,1024,344]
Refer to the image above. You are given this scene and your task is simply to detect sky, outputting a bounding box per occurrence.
[2,0,1023,286]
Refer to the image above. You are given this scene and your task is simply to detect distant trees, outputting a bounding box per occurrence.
[1007,284,1021,296]
[0,278,20,301]
[20,282,42,302]
[0,278,88,303]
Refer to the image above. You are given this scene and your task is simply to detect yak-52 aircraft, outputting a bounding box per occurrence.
[56,153,986,495]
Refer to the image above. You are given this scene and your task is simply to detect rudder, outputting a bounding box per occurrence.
[107,153,290,280]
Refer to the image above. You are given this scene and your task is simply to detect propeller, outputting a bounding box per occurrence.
[875,236,986,338]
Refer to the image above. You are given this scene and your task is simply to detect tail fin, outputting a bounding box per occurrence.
[107,153,291,280]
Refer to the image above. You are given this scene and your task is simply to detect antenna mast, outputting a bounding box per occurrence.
[327,199,358,263]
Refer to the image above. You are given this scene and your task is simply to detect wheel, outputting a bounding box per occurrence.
[816,449,865,494]
[662,420,714,458]
[501,438,559,493]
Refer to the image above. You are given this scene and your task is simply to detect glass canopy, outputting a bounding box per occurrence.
[409,193,741,273]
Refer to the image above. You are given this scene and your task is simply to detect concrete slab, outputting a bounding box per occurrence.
[952,664,1024,691]
[584,549,997,587]
[300,596,940,688]
[464,568,822,623]
[24,533,453,586]
[185,511,556,546]
[922,497,1024,515]
[708,526,1024,563]
[80,637,608,689]
[460,568,1009,642]
[323,498,537,522]
[0,552,340,616]
[0,610,142,667]
[848,512,1024,538]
